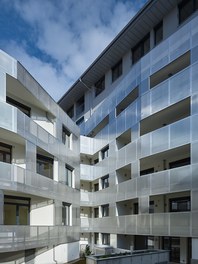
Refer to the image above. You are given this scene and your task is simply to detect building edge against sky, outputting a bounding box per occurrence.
[0,0,198,264]
[59,0,198,263]
[0,50,80,263]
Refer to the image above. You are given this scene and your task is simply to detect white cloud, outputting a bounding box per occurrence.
[2,0,146,100]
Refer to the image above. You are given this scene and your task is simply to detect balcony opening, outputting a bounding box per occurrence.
[94,207,99,218]
[88,116,109,138]
[132,34,150,64]
[112,59,122,82]
[178,0,198,24]
[116,87,138,116]
[140,97,190,136]
[37,152,53,179]
[62,125,72,149]
[140,144,190,175]
[116,129,131,150]
[150,51,190,89]
[154,21,163,46]
[169,196,191,212]
[102,233,110,245]
[0,142,12,164]
[116,164,131,184]
[4,195,30,225]
[6,96,31,117]
[94,233,99,245]
[116,198,138,216]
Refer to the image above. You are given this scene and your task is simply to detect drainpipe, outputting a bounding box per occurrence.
[53,246,58,264]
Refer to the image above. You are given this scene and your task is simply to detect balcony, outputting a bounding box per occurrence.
[0,162,79,204]
[81,211,193,237]
[0,225,79,252]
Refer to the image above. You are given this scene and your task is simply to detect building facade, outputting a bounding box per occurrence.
[59,0,198,263]
[0,50,80,263]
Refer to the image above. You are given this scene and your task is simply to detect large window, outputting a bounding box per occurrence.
[62,202,71,226]
[65,165,73,187]
[37,154,53,179]
[101,204,109,217]
[132,34,150,64]
[6,96,31,117]
[102,175,109,189]
[179,0,198,24]
[112,60,122,82]
[169,197,191,212]
[62,125,71,149]
[0,142,12,163]
[102,233,110,245]
[4,195,30,225]
[154,21,163,46]
[95,76,105,97]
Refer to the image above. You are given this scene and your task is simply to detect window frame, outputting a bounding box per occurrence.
[62,125,71,149]
[154,21,163,46]
[101,146,109,160]
[102,233,110,245]
[132,34,150,64]
[0,142,12,164]
[101,204,109,217]
[36,154,53,179]
[178,0,198,24]
[95,76,105,97]
[76,96,85,117]
[112,60,122,83]
[101,175,109,189]
[169,196,191,212]
[65,164,73,187]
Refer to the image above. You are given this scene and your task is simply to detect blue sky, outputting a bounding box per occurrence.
[0,0,147,101]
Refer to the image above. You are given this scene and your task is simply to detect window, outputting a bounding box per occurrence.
[76,96,85,117]
[169,197,191,212]
[179,0,198,24]
[94,208,99,218]
[4,195,30,225]
[65,165,73,187]
[149,201,154,214]
[112,60,122,82]
[140,167,154,176]
[101,146,109,160]
[62,202,71,225]
[169,157,190,169]
[94,233,99,244]
[0,142,12,163]
[154,21,163,46]
[94,183,99,192]
[67,105,74,119]
[62,125,71,149]
[134,203,139,215]
[132,34,150,64]
[95,76,105,97]
[102,175,109,189]
[6,96,31,117]
[37,154,53,179]
[102,233,110,245]
[102,204,109,217]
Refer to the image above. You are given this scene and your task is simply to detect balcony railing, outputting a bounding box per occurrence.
[80,164,194,206]
[0,162,79,204]
[0,225,79,252]
[81,211,194,237]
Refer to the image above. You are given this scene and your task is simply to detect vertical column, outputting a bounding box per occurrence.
[26,141,36,172]
[180,237,188,264]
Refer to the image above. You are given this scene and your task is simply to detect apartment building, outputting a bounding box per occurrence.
[59,0,198,263]
[0,50,80,263]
